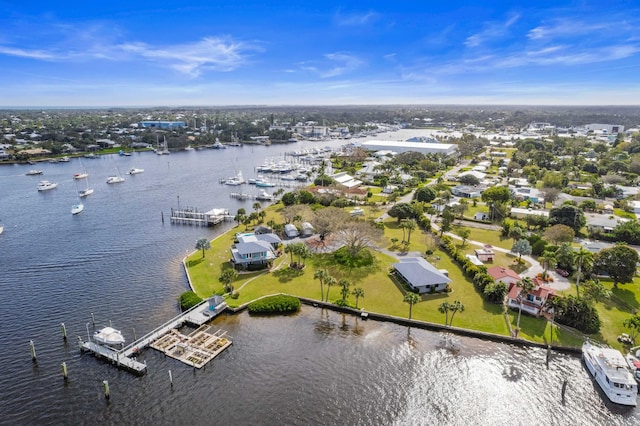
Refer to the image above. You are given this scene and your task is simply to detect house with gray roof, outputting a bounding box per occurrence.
[230,234,278,270]
[585,213,629,233]
[392,257,451,294]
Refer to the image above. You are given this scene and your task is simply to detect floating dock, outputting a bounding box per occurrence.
[170,207,232,226]
[80,300,229,374]
[150,325,232,368]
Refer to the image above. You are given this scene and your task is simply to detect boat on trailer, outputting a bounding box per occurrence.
[582,340,638,406]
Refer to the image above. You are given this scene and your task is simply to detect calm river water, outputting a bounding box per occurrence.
[0,138,638,425]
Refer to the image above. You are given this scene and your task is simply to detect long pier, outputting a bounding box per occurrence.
[80,300,229,374]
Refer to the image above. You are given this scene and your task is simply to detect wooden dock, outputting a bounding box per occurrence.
[170,207,231,226]
[150,325,232,368]
[80,300,229,374]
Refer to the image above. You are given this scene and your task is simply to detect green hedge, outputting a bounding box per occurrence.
[179,291,203,311]
[247,295,301,314]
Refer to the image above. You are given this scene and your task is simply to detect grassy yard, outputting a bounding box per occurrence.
[184,201,639,349]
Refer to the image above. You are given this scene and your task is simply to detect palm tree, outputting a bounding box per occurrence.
[438,301,451,325]
[352,287,365,309]
[284,244,294,265]
[538,251,557,279]
[298,244,312,267]
[195,238,210,258]
[403,293,420,319]
[399,220,407,242]
[324,276,337,302]
[314,269,328,301]
[219,269,238,293]
[515,277,535,337]
[405,219,417,243]
[574,247,593,297]
[448,300,465,326]
[339,279,351,303]
[252,202,262,213]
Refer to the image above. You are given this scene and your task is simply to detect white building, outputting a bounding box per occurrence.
[361,140,458,156]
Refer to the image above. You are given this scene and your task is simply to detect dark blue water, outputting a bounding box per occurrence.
[0,143,638,425]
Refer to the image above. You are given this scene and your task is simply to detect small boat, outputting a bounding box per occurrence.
[184,145,195,151]
[127,168,144,175]
[0,223,4,235]
[106,168,125,184]
[26,170,43,175]
[212,139,227,149]
[255,190,274,201]
[255,178,275,188]
[74,172,88,179]
[71,202,84,215]
[59,156,70,162]
[224,171,245,185]
[93,326,125,346]
[79,187,94,197]
[37,180,58,191]
[84,153,97,159]
[582,340,637,406]
[106,175,125,184]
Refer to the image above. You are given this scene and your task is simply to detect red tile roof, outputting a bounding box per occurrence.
[487,266,521,281]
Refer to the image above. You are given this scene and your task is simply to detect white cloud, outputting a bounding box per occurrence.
[465,13,520,48]
[334,11,378,27]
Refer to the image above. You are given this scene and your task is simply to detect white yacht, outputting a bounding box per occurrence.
[37,180,58,191]
[582,340,638,406]
[26,169,43,175]
[106,168,125,184]
[224,171,245,185]
[127,168,144,175]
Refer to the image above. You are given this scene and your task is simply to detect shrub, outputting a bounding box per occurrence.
[333,246,374,267]
[179,291,203,311]
[553,296,601,334]
[247,295,301,315]
[230,291,240,299]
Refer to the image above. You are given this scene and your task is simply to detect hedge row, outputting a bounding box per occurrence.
[247,295,301,314]
[439,236,507,304]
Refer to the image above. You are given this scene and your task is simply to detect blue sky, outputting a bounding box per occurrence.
[1,0,639,106]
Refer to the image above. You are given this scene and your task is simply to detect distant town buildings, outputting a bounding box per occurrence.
[137,121,186,129]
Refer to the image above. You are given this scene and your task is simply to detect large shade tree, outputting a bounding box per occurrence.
[593,244,639,288]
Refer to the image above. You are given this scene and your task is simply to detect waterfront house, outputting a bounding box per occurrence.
[474,247,495,263]
[392,257,451,294]
[230,234,278,270]
[506,279,556,317]
[487,266,520,287]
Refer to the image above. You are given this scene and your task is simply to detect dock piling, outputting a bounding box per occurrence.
[132,328,137,341]
[91,313,95,326]
[29,340,37,361]
[61,323,67,341]
[169,370,173,388]
[103,380,110,400]
[78,336,83,350]
[61,362,68,381]
[161,211,164,224]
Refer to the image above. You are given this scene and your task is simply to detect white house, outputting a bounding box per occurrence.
[506,279,556,317]
[230,235,278,270]
[392,257,451,294]
[474,212,490,221]
[475,248,495,263]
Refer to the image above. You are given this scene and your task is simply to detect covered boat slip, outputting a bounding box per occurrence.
[150,325,232,368]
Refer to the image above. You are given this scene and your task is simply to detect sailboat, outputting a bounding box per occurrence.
[78,175,94,197]
[106,167,125,184]
[156,136,170,155]
[71,200,84,215]
[74,161,89,179]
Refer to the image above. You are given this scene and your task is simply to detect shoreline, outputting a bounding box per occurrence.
[181,246,582,354]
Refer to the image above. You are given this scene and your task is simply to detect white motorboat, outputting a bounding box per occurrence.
[93,326,125,346]
[71,202,84,215]
[127,168,144,175]
[26,169,43,175]
[37,180,58,191]
[255,190,274,201]
[0,224,4,235]
[582,340,638,406]
[74,172,88,179]
[626,346,640,382]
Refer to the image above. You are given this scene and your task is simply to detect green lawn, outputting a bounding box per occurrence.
[184,202,639,349]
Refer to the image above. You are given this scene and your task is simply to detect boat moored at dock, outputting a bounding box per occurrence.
[93,326,125,346]
[582,340,638,406]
